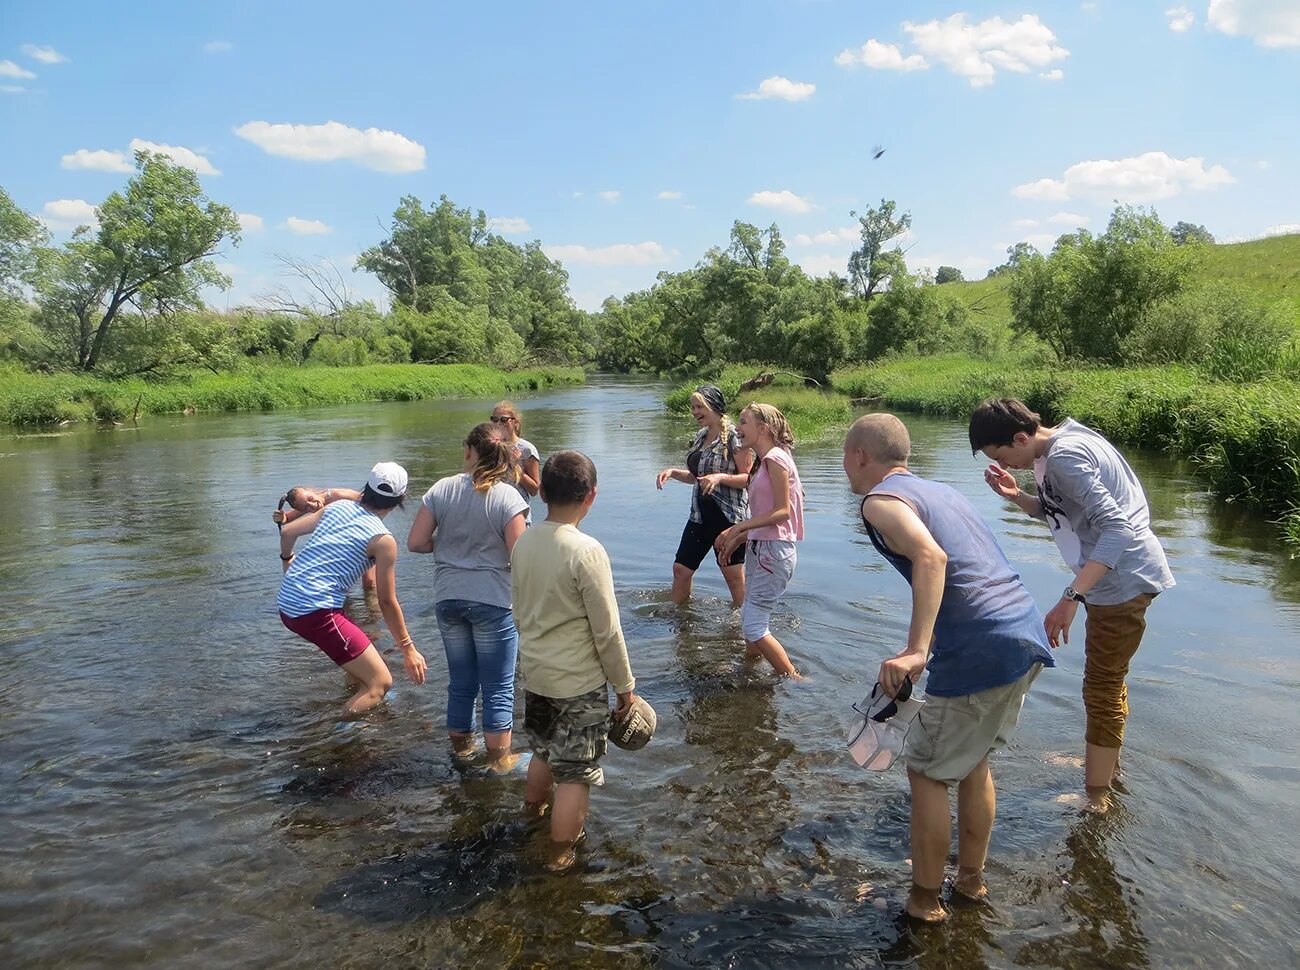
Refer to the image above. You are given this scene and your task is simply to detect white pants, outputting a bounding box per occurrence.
[741,539,797,641]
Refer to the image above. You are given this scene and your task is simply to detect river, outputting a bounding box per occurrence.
[1,375,1297,969]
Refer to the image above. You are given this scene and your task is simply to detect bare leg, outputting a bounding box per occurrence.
[547,782,591,872]
[720,562,745,608]
[906,768,951,922]
[744,633,801,678]
[1084,742,1122,812]
[450,732,478,759]
[955,758,994,900]
[670,563,695,604]
[339,646,393,713]
[524,755,554,812]
[486,729,518,772]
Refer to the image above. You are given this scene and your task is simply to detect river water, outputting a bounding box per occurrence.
[1,375,1298,969]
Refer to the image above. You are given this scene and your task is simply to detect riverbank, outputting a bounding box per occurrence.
[667,357,1300,549]
[0,363,586,427]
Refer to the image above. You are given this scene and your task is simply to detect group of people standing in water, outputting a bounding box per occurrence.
[272,387,1173,916]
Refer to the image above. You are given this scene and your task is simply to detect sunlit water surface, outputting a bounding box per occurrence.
[1,375,1298,969]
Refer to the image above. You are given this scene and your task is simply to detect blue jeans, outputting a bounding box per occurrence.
[435,599,519,734]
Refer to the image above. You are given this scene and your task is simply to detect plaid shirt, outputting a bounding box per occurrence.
[689,427,750,524]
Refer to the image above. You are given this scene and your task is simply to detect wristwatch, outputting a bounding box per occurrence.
[1063,586,1087,604]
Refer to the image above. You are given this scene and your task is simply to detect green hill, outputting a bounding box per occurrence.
[942,233,1300,331]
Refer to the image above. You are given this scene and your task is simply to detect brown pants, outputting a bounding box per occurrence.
[1082,593,1156,748]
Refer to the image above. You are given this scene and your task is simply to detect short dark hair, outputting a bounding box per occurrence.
[541,450,597,505]
[968,397,1042,454]
[360,483,405,510]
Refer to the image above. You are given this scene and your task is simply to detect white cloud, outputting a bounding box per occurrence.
[835,39,928,71]
[1263,223,1300,237]
[284,216,332,235]
[905,14,1070,86]
[1012,218,1039,228]
[1013,151,1235,202]
[793,253,848,276]
[203,40,233,54]
[237,213,264,232]
[128,139,220,175]
[213,262,243,277]
[1048,211,1090,225]
[544,241,674,267]
[1207,0,1300,47]
[1081,2,1099,11]
[488,216,531,234]
[41,199,97,230]
[736,75,817,101]
[60,148,133,172]
[1255,159,1271,170]
[748,189,813,214]
[571,191,584,199]
[792,226,859,247]
[1040,69,1064,80]
[656,190,684,200]
[598,190,621,202]
[233,120,426,173]
[0,60,37,80]
[2,85,28,95]
[22,44,68,64]
[1166,6,1197,32]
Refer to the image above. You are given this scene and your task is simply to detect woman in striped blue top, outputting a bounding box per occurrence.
[278,462,428,713]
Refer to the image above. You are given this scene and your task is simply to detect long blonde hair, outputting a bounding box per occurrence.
[742,403,795,483]
[492,400,523,441]
[465,422,518,492]
[689,390,735,463]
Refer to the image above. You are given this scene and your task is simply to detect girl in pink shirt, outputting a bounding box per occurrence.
[715,403,804,677]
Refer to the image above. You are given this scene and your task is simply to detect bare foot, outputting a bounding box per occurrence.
[905,886,946,923]
[1082,787,1112,815]
[544,841,578,873]
[450,733,479,762]
[486,748,521,775]
[953,868,988,903]
[522,799,549,821]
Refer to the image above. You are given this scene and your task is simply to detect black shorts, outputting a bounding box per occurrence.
[674,495,745,570]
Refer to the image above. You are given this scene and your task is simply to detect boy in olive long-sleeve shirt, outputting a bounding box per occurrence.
[510,450,639,871]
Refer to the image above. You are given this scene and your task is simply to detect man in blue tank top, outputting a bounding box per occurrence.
[843,414,1055,923]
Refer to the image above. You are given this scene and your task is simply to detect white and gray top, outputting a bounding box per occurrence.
[1035,418,1175,606]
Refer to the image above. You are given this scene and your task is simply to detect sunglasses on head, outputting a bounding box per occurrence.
[490,415,512,424]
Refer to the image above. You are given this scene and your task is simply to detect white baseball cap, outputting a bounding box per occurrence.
[368,461,408,497]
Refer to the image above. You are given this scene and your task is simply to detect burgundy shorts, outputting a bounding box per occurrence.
[280,609,372,666]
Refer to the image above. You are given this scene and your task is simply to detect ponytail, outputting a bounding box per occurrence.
[465,422,518,492]
[742,403,796,484]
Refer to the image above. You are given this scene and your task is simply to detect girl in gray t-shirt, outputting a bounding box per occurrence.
[491,400,540,516]
[407,422,529,771]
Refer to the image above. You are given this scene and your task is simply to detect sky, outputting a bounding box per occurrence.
[2,0,1298,312]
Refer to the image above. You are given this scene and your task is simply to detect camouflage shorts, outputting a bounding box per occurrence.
[524,687,610,786]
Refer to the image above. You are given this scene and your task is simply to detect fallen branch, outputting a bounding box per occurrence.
[737,370,823,394]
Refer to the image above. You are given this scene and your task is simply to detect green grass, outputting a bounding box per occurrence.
[941,233,1300,330]
[0,363,585,427]
[832,354,1300,550]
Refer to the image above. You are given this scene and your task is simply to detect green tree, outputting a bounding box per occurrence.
[935,265,964,284]
[35,152,239,370]
[1170,220,1214,245]
[986,241,1039,278]
[862,274,971,359]
[1009,205,1196,362]
[0,187,49,356]
[847,199,911,299]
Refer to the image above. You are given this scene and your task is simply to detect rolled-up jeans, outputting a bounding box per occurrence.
[435,599,519,735]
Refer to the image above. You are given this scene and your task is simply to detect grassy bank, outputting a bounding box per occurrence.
[664,364,853,444]
[833,355,1300,549]
[0,363,586,427]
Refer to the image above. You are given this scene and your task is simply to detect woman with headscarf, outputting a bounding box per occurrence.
[655,385,753,606]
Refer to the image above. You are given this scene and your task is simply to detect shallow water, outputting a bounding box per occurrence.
[1,375,1298,969]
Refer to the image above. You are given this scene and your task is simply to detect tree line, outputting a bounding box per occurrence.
[2,153,1290,384]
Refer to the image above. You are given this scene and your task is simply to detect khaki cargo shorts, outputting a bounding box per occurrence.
[904,663,1043,785]
[524,687,610,786]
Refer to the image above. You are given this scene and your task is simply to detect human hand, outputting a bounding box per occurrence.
[402,644,428,685]
[656,469,674,490]
[272,510,286,525]
[878,650,927,698]
[984,463,1021,500]
[1044,598,1077,648]
[714,526,743,563]
[614,691,637,721]
[698,473,722,496]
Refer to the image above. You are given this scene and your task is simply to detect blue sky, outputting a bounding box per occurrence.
[2,1,1297,311]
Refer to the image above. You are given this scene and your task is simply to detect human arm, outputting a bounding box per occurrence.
[503,511,526,553]
[406,502,437,554]
[656,467,696,489]
[279,507,328,567]
[862,494,948,697]
[322,487,362,504]
[576,546,636,696]
[714,456,790,560]
[983,464,1044,518]
[369,534,426,685]
[698,445,753,496]
[519,455,540,497]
